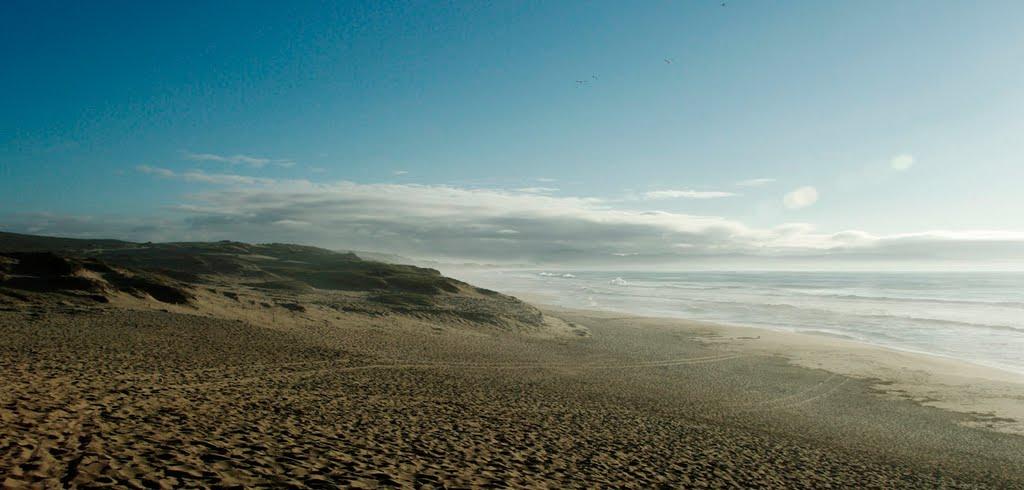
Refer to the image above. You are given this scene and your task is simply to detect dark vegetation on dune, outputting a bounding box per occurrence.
[0,251,195,305]
[0,231,544,329]
[0,232,136,254]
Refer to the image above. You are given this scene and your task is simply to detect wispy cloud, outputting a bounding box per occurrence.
[643,189,736,200]
[180,171,276,186]
[271,219,313,228]
[136,165,175,178]
[736,178,776,187]
[136,165,275,185]
[392,170,409,176]
[183,151,294,168]
[890,154,915,171]
[783,186,819,209]
[0,211,183,242]
[515,187,559,194]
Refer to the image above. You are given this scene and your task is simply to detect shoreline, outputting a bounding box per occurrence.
[505,287,1024,373]
[442,269,1024,378]
[537,303,1024,436]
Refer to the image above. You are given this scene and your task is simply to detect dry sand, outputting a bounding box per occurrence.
[2,291,1023,488]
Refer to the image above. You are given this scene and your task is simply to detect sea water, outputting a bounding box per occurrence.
[447,269,1024,375]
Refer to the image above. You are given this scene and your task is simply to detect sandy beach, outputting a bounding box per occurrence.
[8,3,1024,487]
[2,285,1023,488]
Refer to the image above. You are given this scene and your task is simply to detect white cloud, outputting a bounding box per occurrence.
[735,178,776,187]
[136,165,275,186]
[536,177,557,183]
[644,189,737,200]
[181,171,275,186]
[171,180,756,261]
[392,170,409,176]
[890,154,915,171]
[272,219,312,227]
[136,165,175,178]
[183,151,293,168]
[830,230,875,246]
[515,187,559,194]
[0,211,183,243]
[783,186,819,209]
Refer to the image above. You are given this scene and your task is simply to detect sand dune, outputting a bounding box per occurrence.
[1,236,1023,487]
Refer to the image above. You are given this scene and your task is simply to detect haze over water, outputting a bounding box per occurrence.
[452,269,1024,375]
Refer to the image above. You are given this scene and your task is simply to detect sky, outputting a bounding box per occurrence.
[2,1,1024,269]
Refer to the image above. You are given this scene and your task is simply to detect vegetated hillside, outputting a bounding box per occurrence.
[83,240,474,296]
[0,251,194,305]
[0,232,554,332]
[0,231,137,253]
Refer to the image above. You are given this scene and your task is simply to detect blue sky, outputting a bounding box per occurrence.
[3,1,1024,267]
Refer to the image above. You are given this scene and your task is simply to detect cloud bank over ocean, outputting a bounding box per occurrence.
[5,176,1024,268]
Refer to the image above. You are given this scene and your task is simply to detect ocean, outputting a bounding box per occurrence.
[447,269,1024,375]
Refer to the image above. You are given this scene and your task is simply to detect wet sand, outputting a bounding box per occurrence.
[2,298,1023,488]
